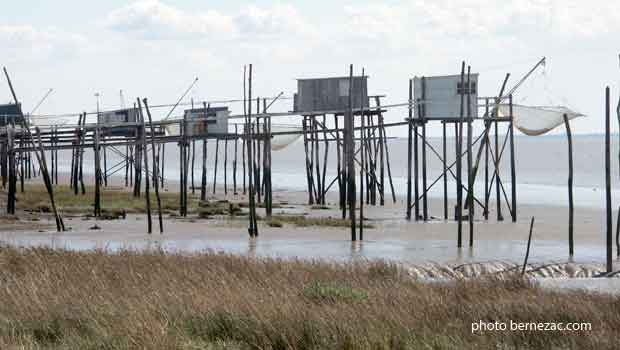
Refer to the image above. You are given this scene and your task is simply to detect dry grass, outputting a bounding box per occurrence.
[0,247,617,349]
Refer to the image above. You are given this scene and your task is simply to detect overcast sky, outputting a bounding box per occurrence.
[1,0,619,136]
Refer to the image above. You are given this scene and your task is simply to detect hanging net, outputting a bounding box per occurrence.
[270,124,302,151]
[498,104,584,136]
[164,123,302,151]
[164,123,180,136]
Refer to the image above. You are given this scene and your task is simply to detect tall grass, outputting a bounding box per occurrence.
[0,247,617,349]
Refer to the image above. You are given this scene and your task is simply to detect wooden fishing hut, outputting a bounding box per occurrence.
[293,73,395,241]
[409,63,516,248]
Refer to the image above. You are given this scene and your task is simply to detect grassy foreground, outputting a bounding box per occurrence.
[0,248,618,349]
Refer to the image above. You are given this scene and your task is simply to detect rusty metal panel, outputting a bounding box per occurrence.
[183,107,229,136]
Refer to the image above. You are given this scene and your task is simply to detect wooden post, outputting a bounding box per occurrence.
[160,143,165,188]
[201,138,207,201]
[442,122,448,220]
[359,69,365,240]
[143,98,163,234]
[413,94,419,221]
[19,133,24,193]
[94,127,102,217]
[138,99,152,235]
[522,217,535,275]
[103,134,108,187]
[6,127,15,214]
[302,117,314,204]
[617,97,620,257]
[421,76,428,221]
[265,116,273,218]
[233,124,238,195]
[466,66,474,247]
[224,137,228,195]
[191,139,196,194]
[35,127,65,232]
[321,115,329,205]
[255,98,261,203]
[562,114,574,256]
[346,64,356,240]
[246,64,258,237]
[179,120,185,215]
[494,111,503,221]
[509,94,517,222]
[407,79,413,220]
[484,100,490,220]
[335,115,344,213]
[242,123,246,195]
[605,87,612,273]
[213,139,219,195]
[79,113,86,195]
[125,144,129,187]
[201,102,208,201]
[313,116,321,204]
[457,62,465,248]
[379,113,385,206]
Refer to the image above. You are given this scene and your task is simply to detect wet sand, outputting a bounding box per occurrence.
[1,184,617,268]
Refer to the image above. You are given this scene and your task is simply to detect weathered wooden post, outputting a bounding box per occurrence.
[334,115,343,210]
[160,143,165,188]
[456,62,465,248]
[421,76,428,221]
[509,94,517,222]
[302,117,314,204]
[191,139,196,194]
[359,69,365,240]
[143,98,163,233]
[35,127,65,232]
[407,79,413,220]
[346,64,356,240]
[265,115,273,218]
[224,137,228,195]
[494,104,503,221]
[233,124,238,195]
[466,66,474,247]
[136,99,152,234]
[605,87,613,273]
[246,64,258,237]
[6,126,15,214]
[94,127,102,217]
[484,100,490,220]
[79,113,86,195]
[442,121,448,220]
[212,139,219,194]
[563,114,574,256]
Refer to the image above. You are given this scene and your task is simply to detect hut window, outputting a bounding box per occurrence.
[339,79,350,97]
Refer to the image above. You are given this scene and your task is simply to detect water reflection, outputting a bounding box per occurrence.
[0,231,610,265]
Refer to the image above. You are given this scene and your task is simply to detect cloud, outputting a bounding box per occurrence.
[104,0,234,39]
[0,25,86,64]
[104,0,314,41]
[342,0,620,48]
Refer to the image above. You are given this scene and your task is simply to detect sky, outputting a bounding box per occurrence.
[1,0,619,137]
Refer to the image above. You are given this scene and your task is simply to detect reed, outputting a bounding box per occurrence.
[0,247,617,349]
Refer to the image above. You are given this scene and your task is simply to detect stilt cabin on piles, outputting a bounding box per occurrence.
[0,103,25,126]
[183,106,230,137]
[97,107,139,137]
[294,76,368,114]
